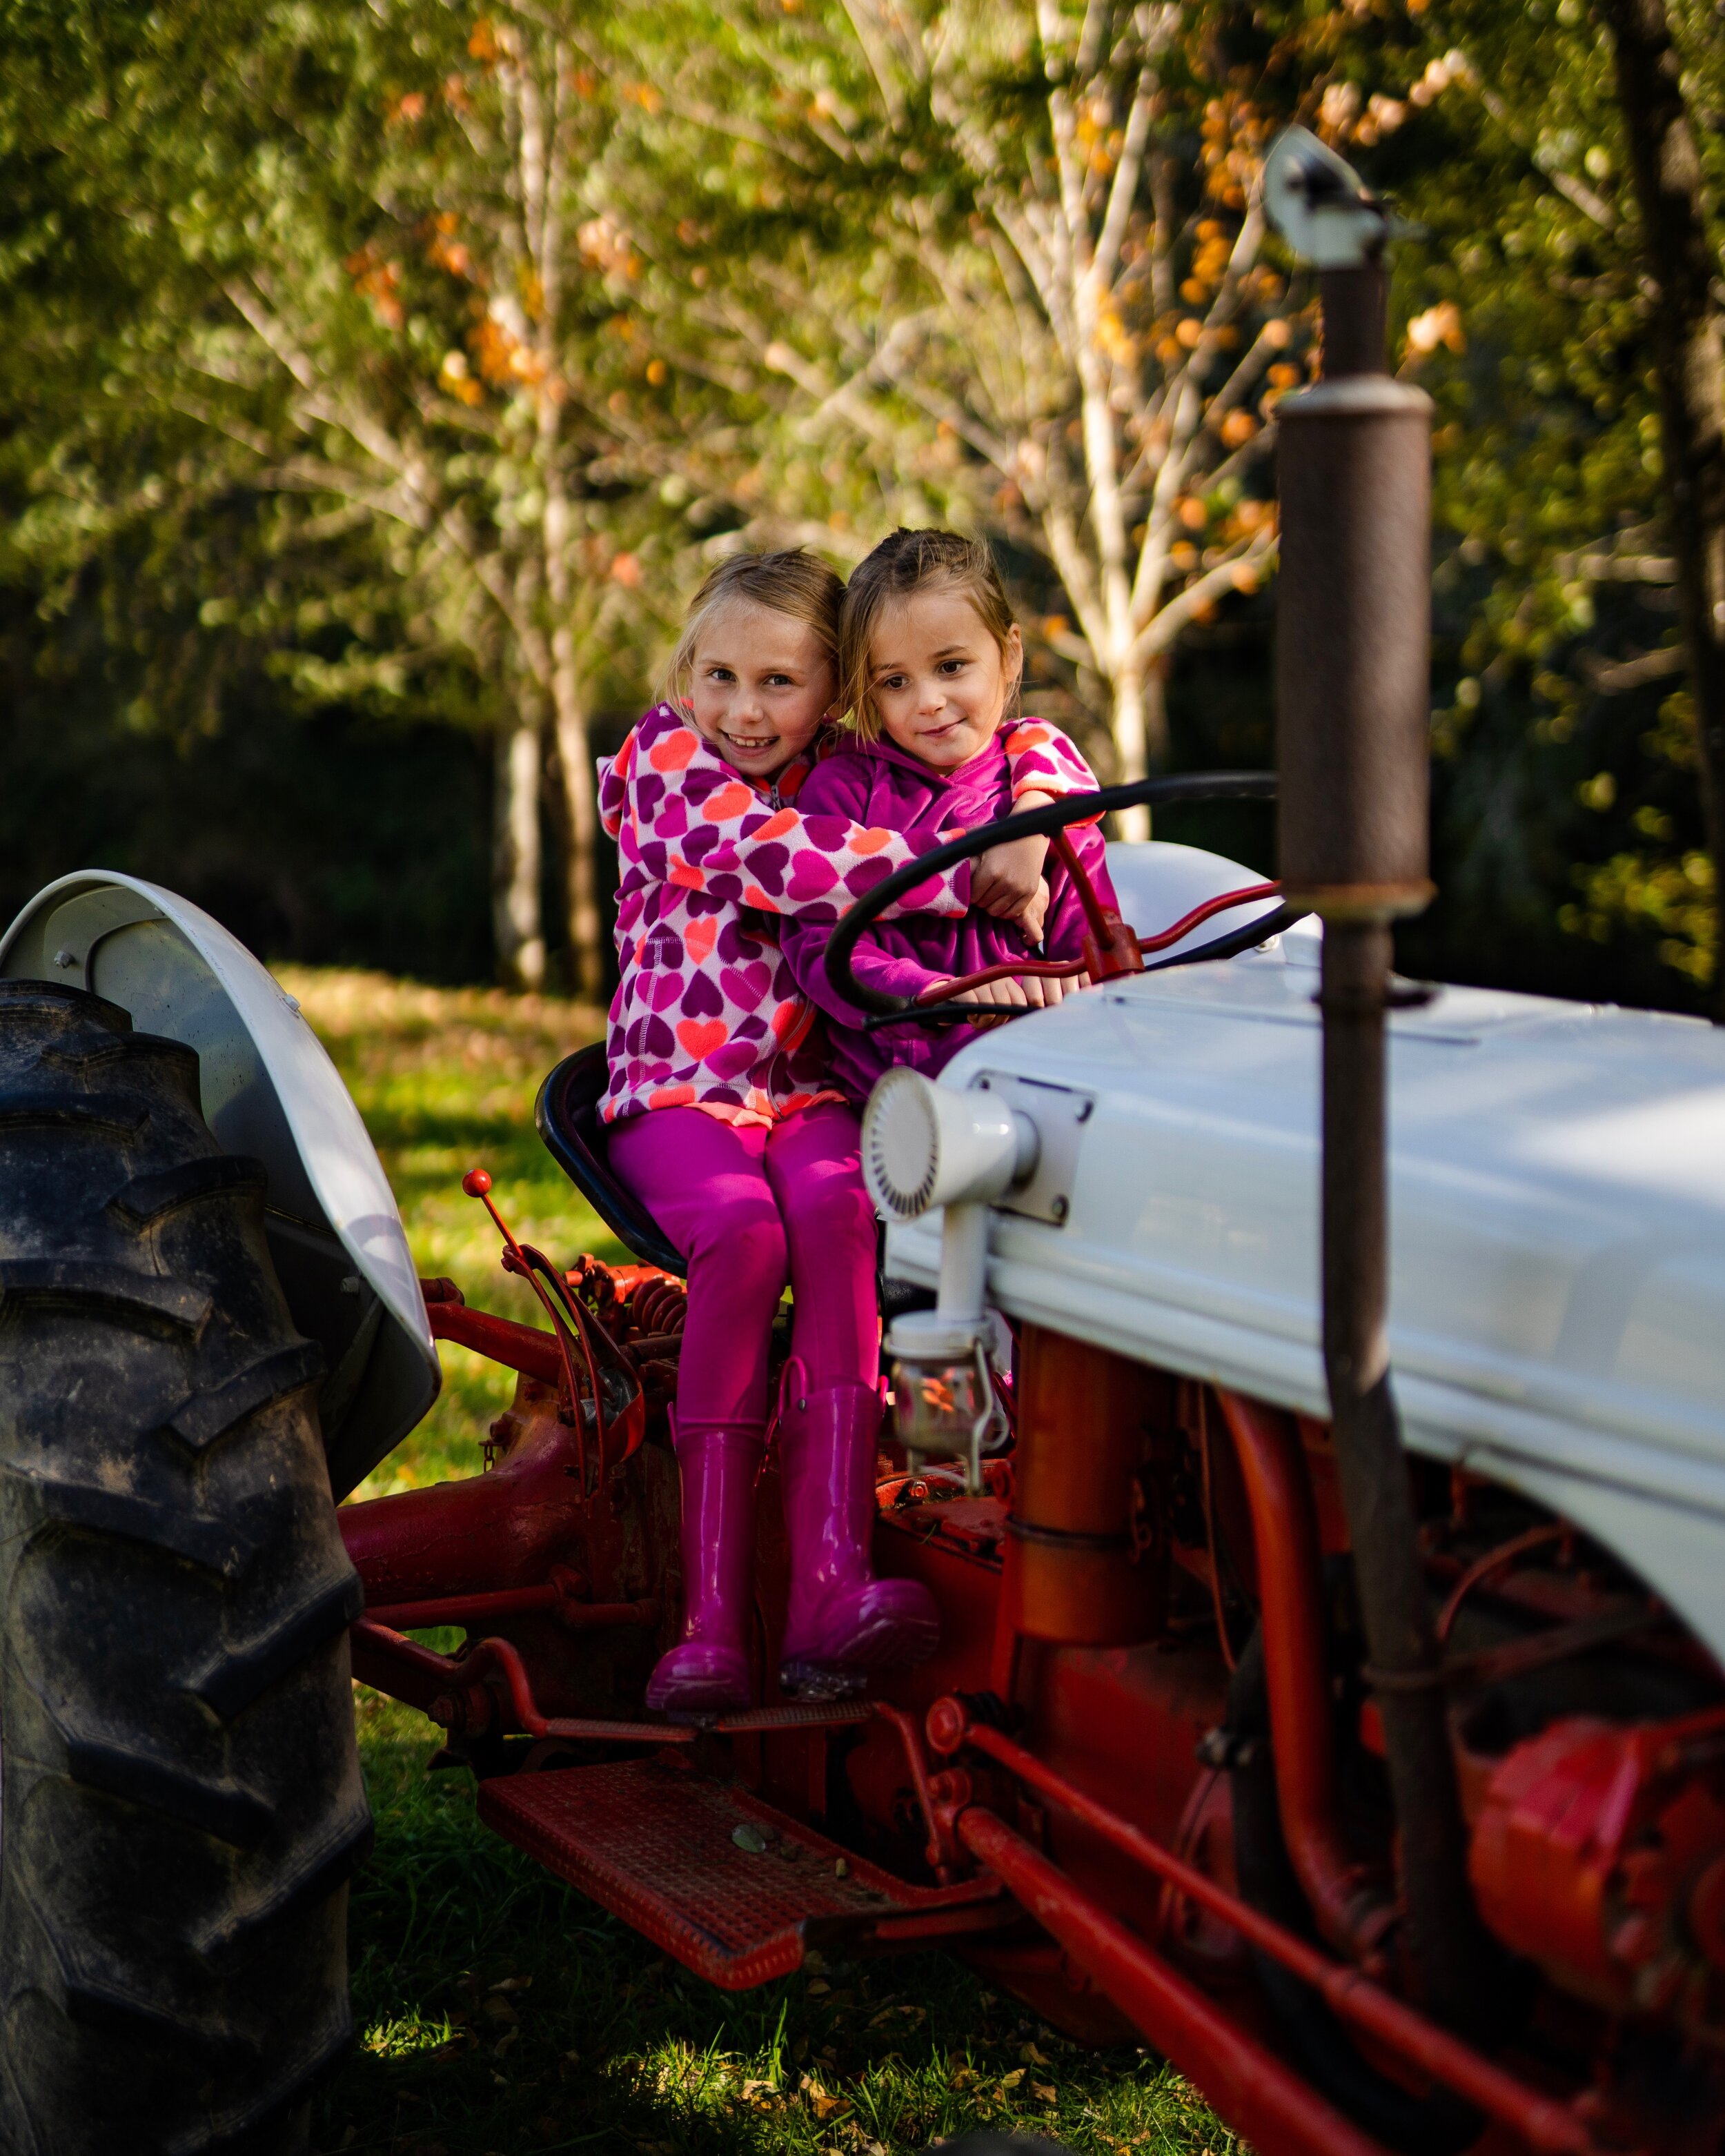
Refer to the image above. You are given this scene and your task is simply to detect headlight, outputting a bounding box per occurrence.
[862,1068,1038,1220]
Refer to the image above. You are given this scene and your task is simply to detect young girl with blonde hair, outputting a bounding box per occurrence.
[598,548,1095,1714]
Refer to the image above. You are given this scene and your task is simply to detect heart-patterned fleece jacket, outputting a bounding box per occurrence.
[598,702,1097,1127]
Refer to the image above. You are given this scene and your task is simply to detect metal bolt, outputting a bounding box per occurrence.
[52,949,75,969]
[1051,1195,1070,1223]
[925,1695,967,1755]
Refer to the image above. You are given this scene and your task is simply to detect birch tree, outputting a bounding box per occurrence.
[191,2,666,993]
[635,0,1308,835]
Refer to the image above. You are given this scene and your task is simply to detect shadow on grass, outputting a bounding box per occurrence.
[314,1696,1234,2156]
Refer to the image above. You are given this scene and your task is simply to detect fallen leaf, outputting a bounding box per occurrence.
[482,1997,520,2026]
[1021,2042,1051,2066]
[494,2028,519,2058]
[1000,2068,1025,2088]
[834,1857,850,1878]
[733,1823,769,1853]
[1034,2082,1058,2104]
[807,1977,831,1996]
[490,1973,533,1992]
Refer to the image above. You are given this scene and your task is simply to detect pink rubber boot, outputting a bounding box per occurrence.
[778,1379,939,1697]
[647,1421,763,1719]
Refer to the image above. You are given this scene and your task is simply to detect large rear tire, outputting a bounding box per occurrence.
[0,980,369,2153]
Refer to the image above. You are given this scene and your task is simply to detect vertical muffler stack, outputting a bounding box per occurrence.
[1264,130,1495,2031]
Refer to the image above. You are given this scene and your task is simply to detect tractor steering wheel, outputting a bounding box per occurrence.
[822,771,1300,1028]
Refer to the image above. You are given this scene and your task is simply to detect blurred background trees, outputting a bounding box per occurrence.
[2,0,1722,1010]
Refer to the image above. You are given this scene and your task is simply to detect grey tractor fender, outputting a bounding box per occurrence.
[0,872,440,1498]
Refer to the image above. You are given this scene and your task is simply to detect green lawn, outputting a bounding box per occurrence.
[285,966,1234,2156]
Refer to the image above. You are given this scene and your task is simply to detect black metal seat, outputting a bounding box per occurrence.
[534,1046,687,1277]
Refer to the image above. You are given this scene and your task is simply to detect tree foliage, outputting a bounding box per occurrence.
[1,0,1722,1007]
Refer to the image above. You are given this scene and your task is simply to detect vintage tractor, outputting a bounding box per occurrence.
[7,130,1725,2156]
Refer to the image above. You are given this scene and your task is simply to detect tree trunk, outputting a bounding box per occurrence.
[1110,662,1165,844]
[493,707,547,993]
[1599,0,1725,1016]
[550,652,605,1002]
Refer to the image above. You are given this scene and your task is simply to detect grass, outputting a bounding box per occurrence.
[281,965,1236,2156]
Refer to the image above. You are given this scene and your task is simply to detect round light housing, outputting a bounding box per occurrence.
[862,1068,1038,1220]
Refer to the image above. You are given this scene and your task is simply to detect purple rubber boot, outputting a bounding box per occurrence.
[647,1421,763,1720]
[778,1379,939,1698]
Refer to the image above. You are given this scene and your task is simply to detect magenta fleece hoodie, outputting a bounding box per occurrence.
[779,724,1114,1105]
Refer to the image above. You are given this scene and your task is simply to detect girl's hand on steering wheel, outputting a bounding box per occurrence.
[971,831,1051,922]
[1014,880,1050,945]
[970,790,1057,925]
[939,969,1095,1021]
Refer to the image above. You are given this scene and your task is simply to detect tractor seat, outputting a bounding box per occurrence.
[535,1046,687,1278]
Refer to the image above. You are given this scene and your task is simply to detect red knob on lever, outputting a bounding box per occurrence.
[462,1169,492,1198]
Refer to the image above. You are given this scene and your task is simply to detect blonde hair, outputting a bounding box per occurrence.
[661,548,845,711]
[838,528,1021,743]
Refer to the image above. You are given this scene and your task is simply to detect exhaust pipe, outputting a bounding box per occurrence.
[1265,128,1497,2031]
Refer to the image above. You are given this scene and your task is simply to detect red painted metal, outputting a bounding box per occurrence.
[462,1171,593,1468]
[424,1298,564,1387]
[477,1755,1009,1986]
[956,1805,1394,2156]
[1470,1706,1725,2036]
[365,1585,660,1634]
[354,1614,882,1748]
[1216,1388,1391,1960]
[916,846,1269,1006]
[1437,1521,1568,1646]
[945,1709,1610,2156]
[871,1701,960,1877]
[1135,879,1281,954]
[355,1241,1725,2150]
[342,1373,610,1608]
[1010,1329,1162,1647]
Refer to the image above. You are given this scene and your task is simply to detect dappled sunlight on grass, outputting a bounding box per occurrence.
[286,965,1227,2155]
[322,1686,1236,2156]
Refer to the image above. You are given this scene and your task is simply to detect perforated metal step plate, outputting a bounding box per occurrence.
[478,1754,999,1987]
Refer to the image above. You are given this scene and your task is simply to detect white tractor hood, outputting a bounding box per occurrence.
[884,933,1725,1663]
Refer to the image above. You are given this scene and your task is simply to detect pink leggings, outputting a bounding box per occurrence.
[608,1100,878,1427]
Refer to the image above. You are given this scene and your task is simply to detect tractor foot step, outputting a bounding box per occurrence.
[477,1754,1005,1987]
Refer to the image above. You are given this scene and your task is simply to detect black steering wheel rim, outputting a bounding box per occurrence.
[822,769,1288,1023]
